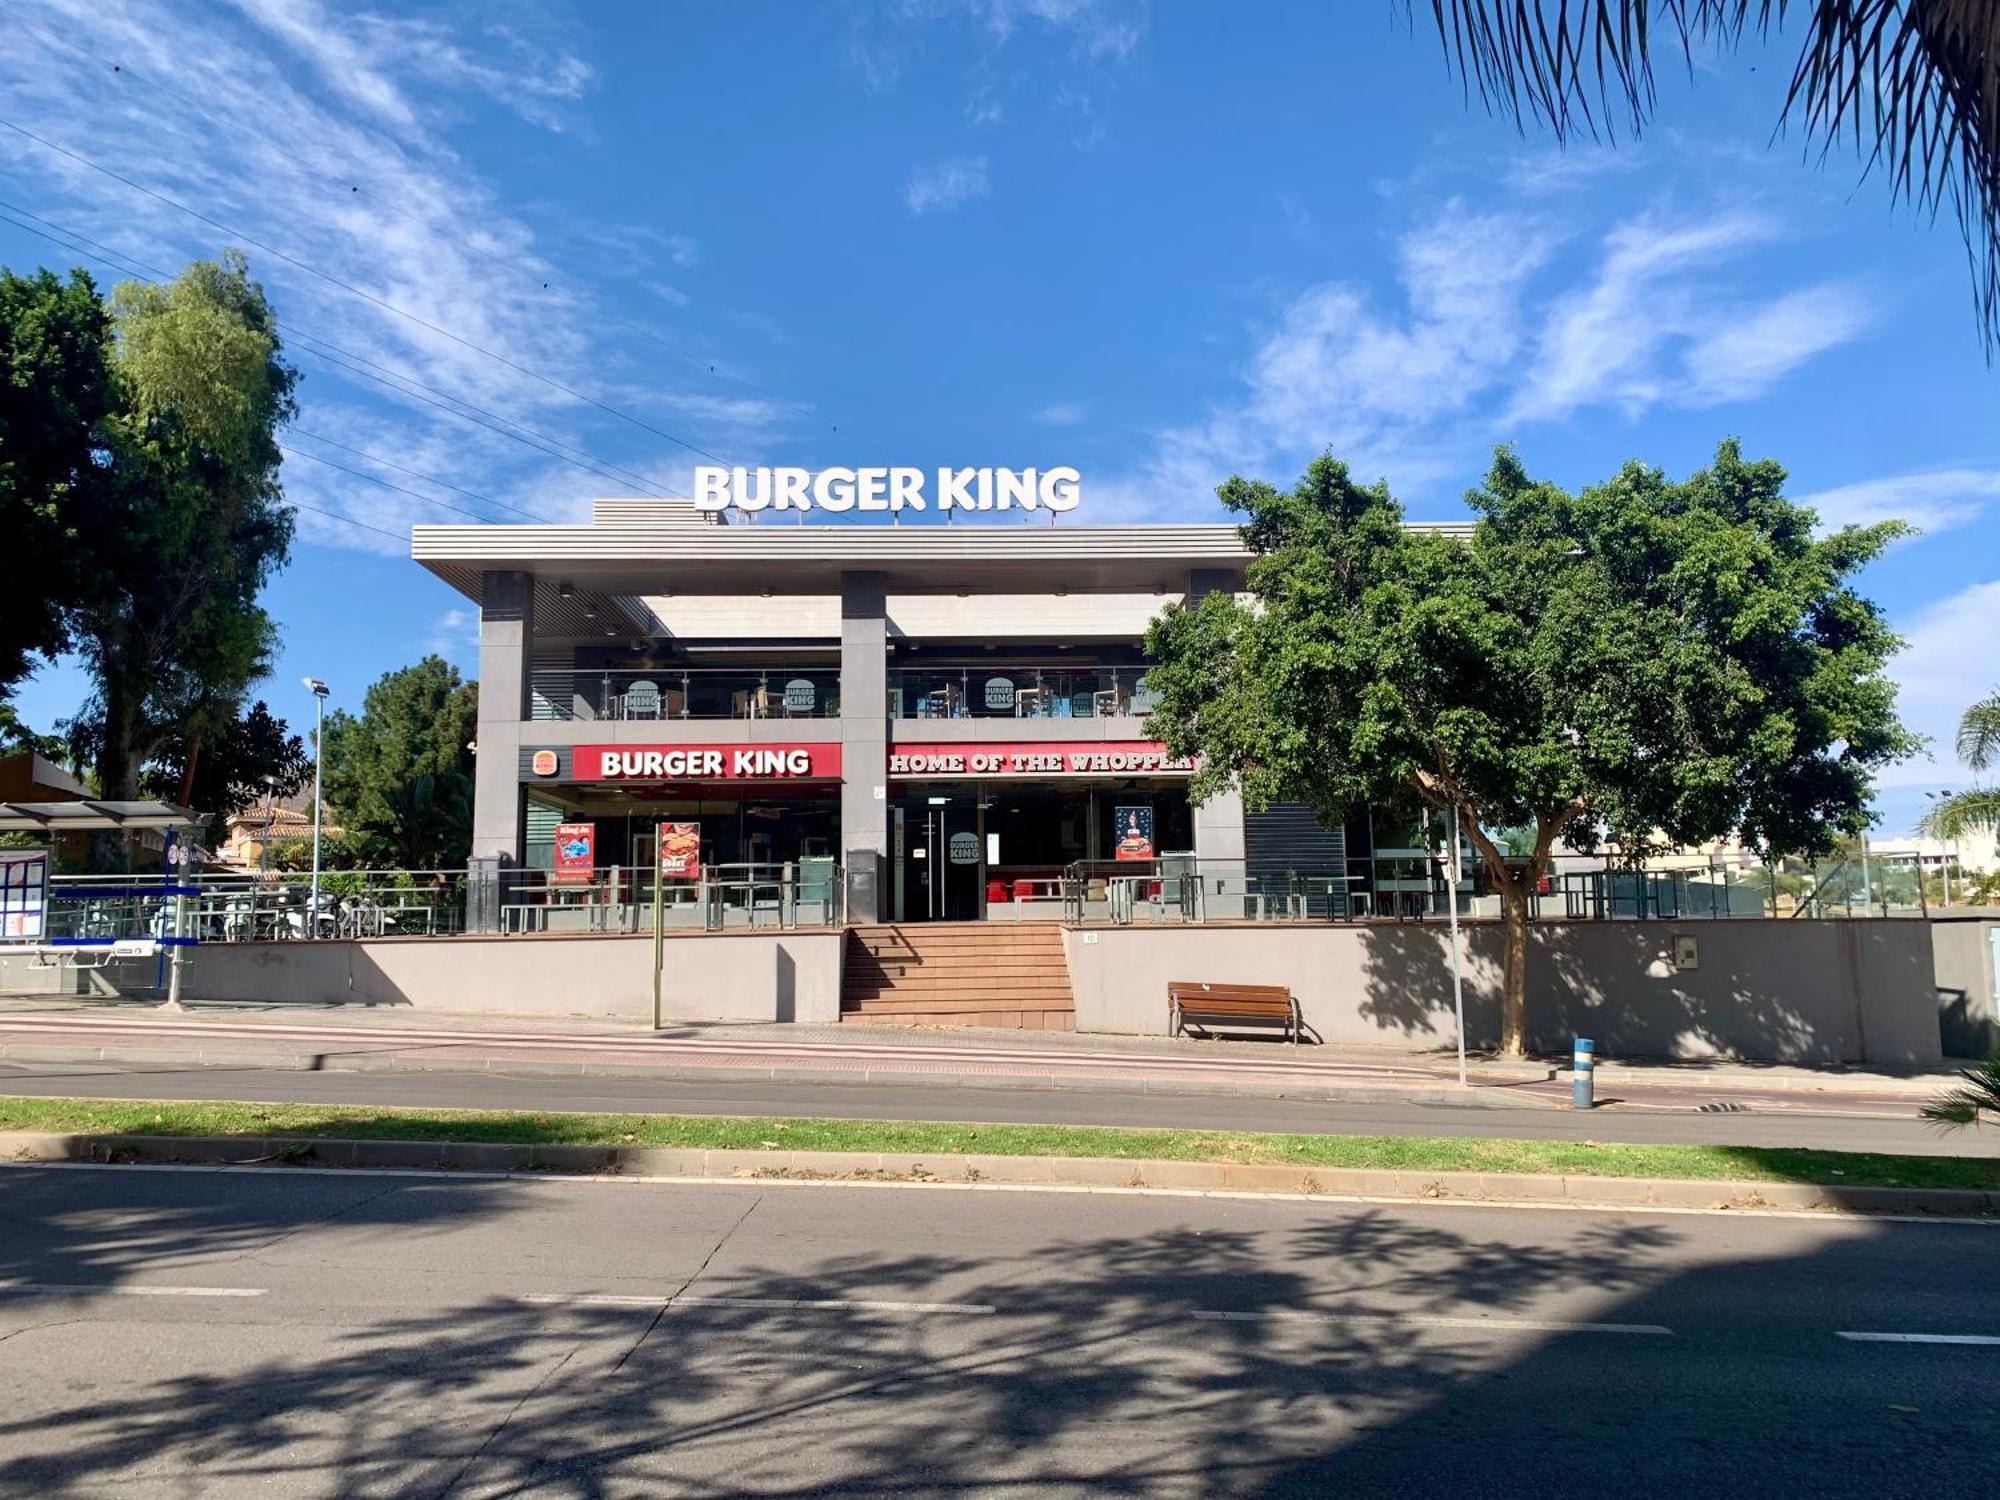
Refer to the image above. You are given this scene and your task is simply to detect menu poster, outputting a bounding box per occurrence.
[1113,805,1155,861]
[552,823,595,885]
[658,821,702,881]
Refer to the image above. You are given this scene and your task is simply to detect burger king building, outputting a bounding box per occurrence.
[412,493,1468,930]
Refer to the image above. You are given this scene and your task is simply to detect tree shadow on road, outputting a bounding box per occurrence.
[8,1165,1974,1496]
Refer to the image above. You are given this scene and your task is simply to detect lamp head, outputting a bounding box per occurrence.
[302,677,329,698]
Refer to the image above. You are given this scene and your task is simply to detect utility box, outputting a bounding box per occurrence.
[467,854,509,934]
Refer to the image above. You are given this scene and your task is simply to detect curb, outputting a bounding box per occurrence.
[0,1039,1549,1109]
[2,1130,1991,1218]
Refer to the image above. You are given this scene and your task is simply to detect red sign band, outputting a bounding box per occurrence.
[887,741,1190,778]
[575,743,842,781]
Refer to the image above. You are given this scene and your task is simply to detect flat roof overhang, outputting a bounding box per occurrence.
[412,522,1275,601]
[0,800,208,833]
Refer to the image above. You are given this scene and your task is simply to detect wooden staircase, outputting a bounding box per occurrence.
[841,922,1075,1030]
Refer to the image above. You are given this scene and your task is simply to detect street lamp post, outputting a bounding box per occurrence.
[303,677,329,937]
[1924,790,1962,908]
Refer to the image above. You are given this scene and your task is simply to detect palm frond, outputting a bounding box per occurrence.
[1421,2,2000,349]
[1918,786,2000,841]
[1922,1052,2000,1128]
[1957,688,2000,771]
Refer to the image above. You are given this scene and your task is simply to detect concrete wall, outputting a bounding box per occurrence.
[1063,918,1943,1065]
[1933,917,2000,1058]
[174,931,846,1025]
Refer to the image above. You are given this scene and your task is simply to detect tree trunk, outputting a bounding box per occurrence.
[89,666,146,872]
[1498,879,1531,1057]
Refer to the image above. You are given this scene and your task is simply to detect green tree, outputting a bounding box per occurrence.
[64,252,298,829]
[322,657,478,871]
[1919,688,2000,846]
[141,699,309,832]
[0,266,113,695]
[1143,442,1914,1055]
[1423,4,2000,346]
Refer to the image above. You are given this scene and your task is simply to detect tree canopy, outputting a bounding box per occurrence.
[1143,440,1915,1053]
[59,251,299,826]
[0,267,112,694]
[322,657,479,872]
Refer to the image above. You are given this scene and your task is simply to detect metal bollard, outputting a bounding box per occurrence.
[1572,1037,1595,1110]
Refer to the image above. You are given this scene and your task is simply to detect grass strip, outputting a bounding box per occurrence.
[0,1094,1991,1192]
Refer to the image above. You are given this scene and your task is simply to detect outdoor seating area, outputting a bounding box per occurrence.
[889,667,1160,720]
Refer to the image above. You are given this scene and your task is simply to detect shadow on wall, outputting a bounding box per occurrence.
[0,1168,1976,1495]
[1354,920,1939,1065]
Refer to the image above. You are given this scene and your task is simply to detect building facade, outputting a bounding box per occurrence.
[414,500,1471,927]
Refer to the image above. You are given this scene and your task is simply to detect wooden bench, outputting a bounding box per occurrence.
[1168,981,1302,1044]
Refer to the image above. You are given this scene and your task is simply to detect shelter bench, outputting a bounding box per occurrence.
[1168,981,1302,1045]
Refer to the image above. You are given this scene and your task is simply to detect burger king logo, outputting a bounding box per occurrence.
[531,749,558,777]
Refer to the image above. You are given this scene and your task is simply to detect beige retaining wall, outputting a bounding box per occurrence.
[1932,916,2000,1058]
[174,930,846,1024]
[1063,918,1942,1065]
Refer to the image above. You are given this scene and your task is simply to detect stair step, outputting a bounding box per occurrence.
[840,922,1074,1031]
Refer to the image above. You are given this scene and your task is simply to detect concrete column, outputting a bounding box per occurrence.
[470,570,532,931]
[839,571,889,924]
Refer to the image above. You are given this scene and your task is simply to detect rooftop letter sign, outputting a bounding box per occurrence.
[693,466,1081,515]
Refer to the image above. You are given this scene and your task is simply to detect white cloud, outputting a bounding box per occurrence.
[1507,213,1873,422]
[0,0,795,552]
[422,606,480,667]
[1033,401,1088,425]
[1088,188,1877,522]
[905,156,990,214]
[1792,468,2000,538]
[1128,204,1558,511]
[973,0,1145,61]
[1878,580,2000,789]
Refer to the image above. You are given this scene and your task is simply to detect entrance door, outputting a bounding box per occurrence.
[901,790,983,920]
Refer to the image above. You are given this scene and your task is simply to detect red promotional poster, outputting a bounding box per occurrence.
[552,823,595,885]
[658,822,702,881]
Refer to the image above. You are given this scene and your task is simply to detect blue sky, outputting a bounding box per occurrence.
[0,0,1990,836]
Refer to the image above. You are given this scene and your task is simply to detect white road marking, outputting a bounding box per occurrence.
[1836,1331,2000,1346]
[1192,1309,1672,1336]
[0,1282,266,1298]
[518,1292,996,1315]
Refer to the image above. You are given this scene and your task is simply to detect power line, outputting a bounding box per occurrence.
[291,499,405,542]
[278,442,503,526]
[0,195,678,499]
[18,13,847,439]
[287,426,553,523]
[0,111,736,466]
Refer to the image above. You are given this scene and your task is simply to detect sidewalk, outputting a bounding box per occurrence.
[0,995,1960,1115]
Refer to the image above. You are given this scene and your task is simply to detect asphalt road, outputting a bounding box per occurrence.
[0,1164,1994,1496]
[0,1055,1980,1156]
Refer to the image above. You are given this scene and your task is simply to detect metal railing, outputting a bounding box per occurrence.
[529,667,841,722]
[1059,858,1360,925]
[497,860,842,933]
[42,863,842,944]
[889,666,1157,721]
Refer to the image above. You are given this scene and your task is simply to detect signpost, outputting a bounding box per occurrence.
[653,821,702,1029]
